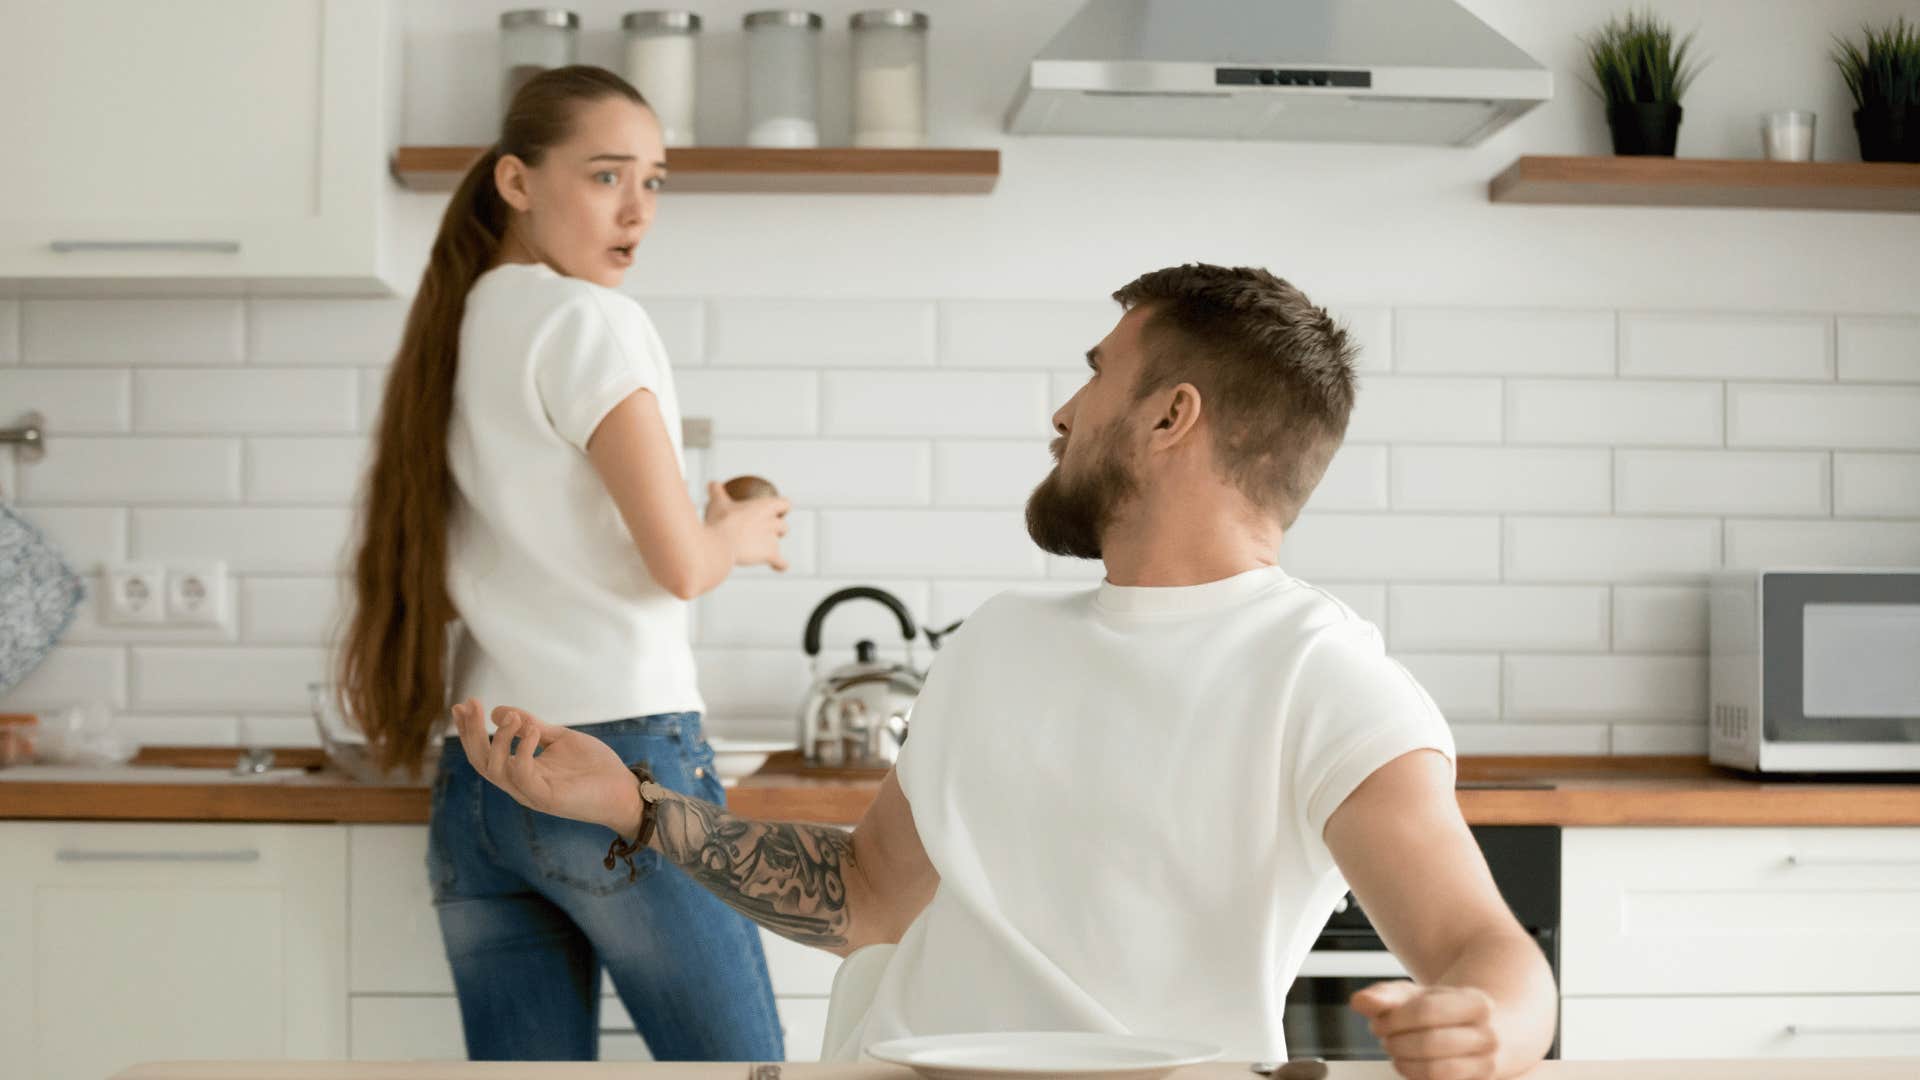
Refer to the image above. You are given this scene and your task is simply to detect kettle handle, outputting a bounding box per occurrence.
[803,587,918,658]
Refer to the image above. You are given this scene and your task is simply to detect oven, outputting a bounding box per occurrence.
[1282,825,1561,1061]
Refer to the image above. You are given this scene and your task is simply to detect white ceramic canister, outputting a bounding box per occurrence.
[744,10,824,148]
[622,11,701,147]
[500,9,580,120]
[850,9,929,148]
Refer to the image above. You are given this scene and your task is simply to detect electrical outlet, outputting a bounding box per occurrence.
[165,562,229,627]
[105,564,167,624]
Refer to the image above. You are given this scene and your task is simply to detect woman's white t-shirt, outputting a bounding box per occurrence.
[445,261,703,727]
[838,566,1456,1062]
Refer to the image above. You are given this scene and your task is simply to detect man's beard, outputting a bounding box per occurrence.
[1024,419,1139,560]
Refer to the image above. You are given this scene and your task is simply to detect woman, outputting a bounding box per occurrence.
[338,66,790,1062]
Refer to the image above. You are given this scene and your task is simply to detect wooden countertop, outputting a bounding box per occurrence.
[6,751,1920,828]
[108,1057,1920,1079]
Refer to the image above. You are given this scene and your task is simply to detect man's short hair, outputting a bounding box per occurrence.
[1114,264,1357,528]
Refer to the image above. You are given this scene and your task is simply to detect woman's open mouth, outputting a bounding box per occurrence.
[610,244,635,266]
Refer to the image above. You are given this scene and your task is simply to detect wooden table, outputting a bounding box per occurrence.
[111,1060,1920,1079]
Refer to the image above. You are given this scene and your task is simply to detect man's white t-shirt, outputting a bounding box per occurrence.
[445,261,703,726]
[839,566,1455,1062]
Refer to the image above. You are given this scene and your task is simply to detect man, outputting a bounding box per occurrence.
[454,264,1558,1079]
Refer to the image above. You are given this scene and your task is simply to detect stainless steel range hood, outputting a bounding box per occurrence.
[1005,0,1552,146]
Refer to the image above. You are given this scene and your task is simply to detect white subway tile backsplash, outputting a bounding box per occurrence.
[0,369,131,432]
[0,300,18,364]
[19,438,240,505]
[1507,380,1722,446]
[132,647,328,711]
[1838,317,1920,382]
[1390,447,1609,512]
[1395,309,1614,376]
[708,300,934,367]
[1611,722,1709,755]
[697,579,930,649]
[711,440,929,507]
[1451,724,1611,756]
[1345,377,1502,443]
[1725,520,1920,570]
[0,646,127,711]
[246,438,370,504]
[16,507,127,572]
[1282,515,1501,580]
[133,508,353,574]
[136,370,358,434]
[1612,586,1709,653]
[933,441,1051,508]
[824,372,1050,438]
[1621,312,1832,380]
[358,369,386,434]
[675,370,820,437]
[1506,518,1720,581]
[1306,445,1390,512]
[1615,450,1829,516]
[238,715,321,748]
[24,300,243,366]
[691,648,811,714]
[1728,383,1920,449]
[1392,653,1500,720]
[1505,655,1706,722]
[1336,307,1392,373]
[939,300,1115,369]
[248,298,408,366]
[242,578,347,645]
[112,715,243,747]
[631,298,705,366]
[1389,586,1608,652]
[821,510,1043,577]
[1834,454,1920,518]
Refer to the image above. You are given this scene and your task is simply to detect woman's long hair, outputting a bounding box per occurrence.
[339,66,648,778]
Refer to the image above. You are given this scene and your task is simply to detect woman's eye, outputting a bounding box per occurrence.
[594,171,618,185]
[644,176,665,192]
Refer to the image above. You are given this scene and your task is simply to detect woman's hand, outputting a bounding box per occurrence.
[451,699,643,837]
[705,480,791,572]
[1351,980,1501,1080]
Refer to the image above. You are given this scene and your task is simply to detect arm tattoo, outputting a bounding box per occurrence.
[649,791,854,949]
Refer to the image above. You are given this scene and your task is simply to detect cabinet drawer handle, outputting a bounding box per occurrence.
[50,240,242,254]
[1786,1024,1920,1036]
[1784,854,1920,868]
[56,849,261,863]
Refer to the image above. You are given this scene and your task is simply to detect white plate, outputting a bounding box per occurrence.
[868,1032,1220,1080]
[706,738,794,784]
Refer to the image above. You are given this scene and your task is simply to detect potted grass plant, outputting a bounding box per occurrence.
[1835,17,1920,163]
[1584,9,1705,156]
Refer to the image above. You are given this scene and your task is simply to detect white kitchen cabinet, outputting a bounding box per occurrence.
[347,824,838,1061]
[0,0,402,295]
[0,822,349,1080]
[1561,827,1920,996]
[1562,995,1920,1060]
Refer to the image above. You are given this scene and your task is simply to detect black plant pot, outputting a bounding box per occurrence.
[1854,104,1920,163]
[1607,102,1683,156]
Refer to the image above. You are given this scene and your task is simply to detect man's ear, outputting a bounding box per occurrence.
[1151,383,1203,446]
[494,154,532,213]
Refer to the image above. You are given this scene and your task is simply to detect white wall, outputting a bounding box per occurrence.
[3,0,1918,754]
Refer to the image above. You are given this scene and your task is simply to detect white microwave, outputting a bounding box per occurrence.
[1709,569,1920,775]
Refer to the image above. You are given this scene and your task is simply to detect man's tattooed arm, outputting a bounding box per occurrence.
[647,789,857,950]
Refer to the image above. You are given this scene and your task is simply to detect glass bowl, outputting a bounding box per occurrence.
[308,682,441,785]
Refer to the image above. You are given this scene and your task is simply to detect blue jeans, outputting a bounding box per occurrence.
[426,712,784,1062]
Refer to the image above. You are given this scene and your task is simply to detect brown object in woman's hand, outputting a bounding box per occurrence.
[722,475,780,502]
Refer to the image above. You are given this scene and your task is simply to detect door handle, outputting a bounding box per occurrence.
[56,849,261,863]
[50,239,242,254]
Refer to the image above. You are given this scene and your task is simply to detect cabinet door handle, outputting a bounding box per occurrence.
[1784,854,1920,868]
[56,849,261,863]
[1786,1024,1920,1036]
[50,240,242,254]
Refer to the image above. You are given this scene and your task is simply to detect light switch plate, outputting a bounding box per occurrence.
[165,562,229,627]
[104,564,166,624]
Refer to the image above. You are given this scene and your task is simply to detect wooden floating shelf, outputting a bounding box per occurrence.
[1490,154,1920,213]
[392,145,999,194]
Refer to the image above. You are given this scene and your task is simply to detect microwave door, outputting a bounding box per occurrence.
[1765,574,1920,746]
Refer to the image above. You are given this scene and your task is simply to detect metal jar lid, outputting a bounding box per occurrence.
[622,11,702,33]
[851,9,930,31]
[500,9,580,30]
[744,10,824,31]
